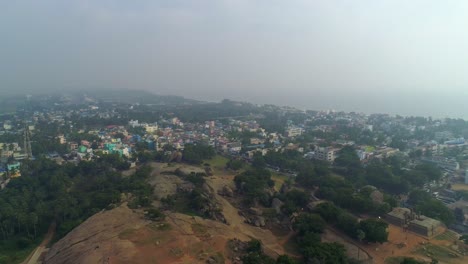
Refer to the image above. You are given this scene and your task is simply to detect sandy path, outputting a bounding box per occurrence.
[22,222,55,264]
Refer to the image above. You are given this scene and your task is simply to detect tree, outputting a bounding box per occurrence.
[336,213,359,238]
[242,239,276,264]
[400,257,424,264]
[293,213,326,235]
[314,202,342,224]
[358,218,388,243]
[334,146,363,178]
[276,255,298,264]
[234,168,274,206]
[252,152,266,168]
[226,159,244,170]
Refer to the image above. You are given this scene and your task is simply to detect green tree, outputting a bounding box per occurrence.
[336,213,359,238]
[293,213,326,235]
[400,257,424,264]
[276,255,298,264]
[314,202,342,224]
[358,218,388,243]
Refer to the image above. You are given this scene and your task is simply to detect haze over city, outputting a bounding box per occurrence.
[2,1,468,118]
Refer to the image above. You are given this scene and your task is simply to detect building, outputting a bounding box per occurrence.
[435,131,453,141]
[314,147,339,162]
[285,127,303,138]
[421,156,460,171]
[444,138,465,145]
[385,207,444,237]
[144,124,159,134]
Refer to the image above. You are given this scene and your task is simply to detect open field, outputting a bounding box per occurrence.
[451,184,468,191]
[205,155,229,171]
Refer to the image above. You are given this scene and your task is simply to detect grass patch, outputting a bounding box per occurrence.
[271,173,289,191]
[434,230,458,241]
[118,228,138,239]
[262,208,278,218]
[204,155,229,173]
[414,243,460,261]
[191,223,210,239]
[0,238,42,264]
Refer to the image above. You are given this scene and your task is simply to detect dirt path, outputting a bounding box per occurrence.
[22,222,56,264]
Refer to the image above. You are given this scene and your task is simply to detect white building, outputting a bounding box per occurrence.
[145,124,159,134]
[315,147,339,162]
[285,127,303,138]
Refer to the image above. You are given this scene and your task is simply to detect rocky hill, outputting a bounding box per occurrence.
[43,163,288,264]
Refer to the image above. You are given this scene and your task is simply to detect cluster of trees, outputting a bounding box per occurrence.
[182,144,215,164]
[278,189,309,215]
[295,162,331,188]
[226,159,244,171]
[161,170,212,217]
[314,202,389,243]
[234,168,274,206]
[0,156,154,263]
[293,213,349,263]
[314,176,395,216]
[240,239,298,264]
[331,145,444,195]
[263,150,305,171]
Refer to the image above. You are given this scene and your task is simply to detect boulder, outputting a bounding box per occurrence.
[254,219,261,227]
[248,207,263,216]
[257,216,266,227]
[271,198,284,214]
[222,185,234,197]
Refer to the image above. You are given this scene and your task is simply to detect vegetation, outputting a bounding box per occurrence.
[314,202,388,243]
[408,190,455,225]
[357,218,389,243]
[182,144,215,164]
[234,168,274,206]
[0,156,153,263]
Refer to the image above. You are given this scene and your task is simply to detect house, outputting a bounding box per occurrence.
[227,142,242,154]
[314,147,339,162]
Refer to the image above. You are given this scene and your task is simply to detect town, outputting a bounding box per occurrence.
[1,92,468,264]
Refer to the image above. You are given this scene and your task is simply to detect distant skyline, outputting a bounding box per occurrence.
[1,1,468,119]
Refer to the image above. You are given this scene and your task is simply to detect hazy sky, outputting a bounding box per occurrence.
[1,1,468,118]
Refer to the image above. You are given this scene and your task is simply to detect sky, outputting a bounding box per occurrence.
[1,1,468,118]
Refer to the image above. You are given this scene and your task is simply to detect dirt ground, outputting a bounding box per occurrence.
[351,224,468,264]
[451,184,468,192]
